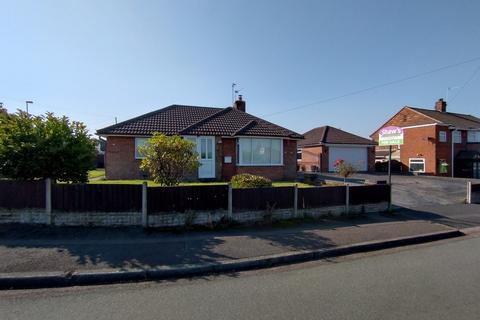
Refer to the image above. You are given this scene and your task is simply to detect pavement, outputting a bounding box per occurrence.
[1,173,479,289]
[0,211,466,289]
[3,235,480,319]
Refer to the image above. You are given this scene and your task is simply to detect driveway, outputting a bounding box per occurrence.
[372,175,471,208]
[311,172,480,228]
[314,172,476,208]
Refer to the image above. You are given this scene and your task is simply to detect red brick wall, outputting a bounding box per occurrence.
[371,107,436,139]
[435,126,454,176]
[367,146,376,172]
[105,136,144,180]
[298,146,322,172]
[299,145,375,173]
[106,136,298,181]
[397,126,437,175]
[221,138,237,180]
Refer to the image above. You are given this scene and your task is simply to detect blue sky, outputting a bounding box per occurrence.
[1,0,479,137]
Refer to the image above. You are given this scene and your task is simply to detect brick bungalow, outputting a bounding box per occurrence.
[96,96,303,181]
[297,126,376,172]
[370,99,480,178]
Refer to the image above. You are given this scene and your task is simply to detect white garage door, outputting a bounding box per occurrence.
[329,147,368,172]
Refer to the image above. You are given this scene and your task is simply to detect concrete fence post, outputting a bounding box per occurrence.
[228,183,233,219]
[345,184,350,215]
[294,184,298,218]
[142,181,148,227]
[45,178,52,225]
[467,181,472,204]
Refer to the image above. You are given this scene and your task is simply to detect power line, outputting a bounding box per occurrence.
[449,63,480,103]
[262,55,480,118]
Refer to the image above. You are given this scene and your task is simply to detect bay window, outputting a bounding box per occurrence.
[237,138,283,165]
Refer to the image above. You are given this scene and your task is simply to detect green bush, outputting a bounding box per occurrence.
[231,173,272,188]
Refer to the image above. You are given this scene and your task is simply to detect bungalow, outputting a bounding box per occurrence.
[96,96,303,181]
[297,126,376,172]
[370,99,480,178]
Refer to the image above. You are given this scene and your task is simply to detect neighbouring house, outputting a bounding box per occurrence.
[297,126,376,172]
[370,98,480,178]
[96,96,303,181]
[94,138,106,168]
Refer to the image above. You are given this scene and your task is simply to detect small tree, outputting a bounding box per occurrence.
[139,133,200,186]
[333,159,357,184]
[0,111,96,182]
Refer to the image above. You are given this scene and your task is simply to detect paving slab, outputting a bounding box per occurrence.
[0,214,453,274]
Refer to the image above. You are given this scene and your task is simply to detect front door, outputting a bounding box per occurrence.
[198,136,215,179]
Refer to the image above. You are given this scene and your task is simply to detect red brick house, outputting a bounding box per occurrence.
[297,126,376,172]
[96,97,303,181]
[370,99,480,178]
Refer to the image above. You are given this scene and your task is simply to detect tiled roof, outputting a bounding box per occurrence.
[97,105,302,139]
[298,126,375,147]
[409,107,480,129]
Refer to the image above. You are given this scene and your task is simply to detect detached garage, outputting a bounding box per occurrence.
[297,126,375,173]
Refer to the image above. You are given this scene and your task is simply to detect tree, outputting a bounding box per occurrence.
[333,159,357,184]
[139,133,200,186]
[0,111,96,182]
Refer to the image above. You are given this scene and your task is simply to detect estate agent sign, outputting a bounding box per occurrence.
[379,126,404,146]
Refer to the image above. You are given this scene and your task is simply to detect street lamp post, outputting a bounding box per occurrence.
[25,100,33,115]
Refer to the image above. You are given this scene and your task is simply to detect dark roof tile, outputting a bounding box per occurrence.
[409,107,480,129]
[97,105,302,139]
[299,126,375,147]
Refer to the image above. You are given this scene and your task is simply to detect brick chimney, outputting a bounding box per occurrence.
[233,95,246,112]
[435,98,447,112]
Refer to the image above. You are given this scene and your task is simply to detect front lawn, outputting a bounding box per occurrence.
[88,169,105,180]
[88,179,313,188]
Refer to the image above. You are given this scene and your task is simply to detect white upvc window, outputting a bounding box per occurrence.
[438,131,447,142]
[467,131,480,143]
[453,131,462,144]
[135,137,149,159]
[183,136,198,152]
[237,138,283,166]
[409,158,425,173]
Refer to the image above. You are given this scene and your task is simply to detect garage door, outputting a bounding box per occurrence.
[329,147,368,171]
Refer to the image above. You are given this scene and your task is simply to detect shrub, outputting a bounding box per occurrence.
[139,133,200,186]
[231,173,272,188]
[333,159,357,184]
[0,111,95,183]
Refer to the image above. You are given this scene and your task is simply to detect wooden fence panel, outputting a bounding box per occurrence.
[233,187,294,210]
[52,184,142,212]
[349,184,390,205]
[298,186,346,209]
[148,185,228,213]
[0,180,45,209]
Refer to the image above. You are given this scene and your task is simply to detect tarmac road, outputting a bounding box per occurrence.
[2,235,480,320]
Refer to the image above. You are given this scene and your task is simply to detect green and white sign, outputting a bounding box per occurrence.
[379,126,404,146]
